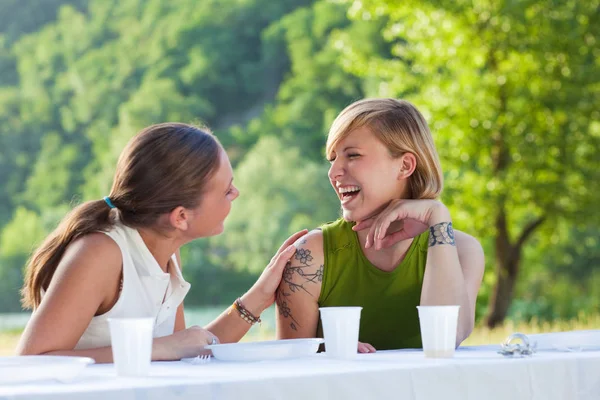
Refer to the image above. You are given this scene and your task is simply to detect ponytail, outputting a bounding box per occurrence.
[21,199,114,309]
[21,122,222,309]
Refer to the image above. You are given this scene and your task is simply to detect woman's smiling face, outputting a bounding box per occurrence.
[328,126,409,222]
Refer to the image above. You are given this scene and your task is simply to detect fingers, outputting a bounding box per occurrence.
[364,342,376,353]
[380,230,411,249]
[374,215,394,250]
[271,244,297,272]
[276,229,309,255]
[357,342,369,353]
[208,331,220,345]
[357,341,377,353]
[368,204,406,250]
[365,219,378,249]
[187,326,220,355]
[352,218,374,232]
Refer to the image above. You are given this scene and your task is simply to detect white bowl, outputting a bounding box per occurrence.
[205,338,324,362]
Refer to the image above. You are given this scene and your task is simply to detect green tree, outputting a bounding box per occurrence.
[341,0,600,326]
[216,135,339,273]
[511,222,600,322]
[0,0,88,46]
[0,208,46,311]
[0,0,317,310]
[233,1,384,158]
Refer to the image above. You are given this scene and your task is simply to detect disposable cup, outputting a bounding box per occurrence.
[416,305,460,358]
[108,317,154,376]
[319,307,362,360]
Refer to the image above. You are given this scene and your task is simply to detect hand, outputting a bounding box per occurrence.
[245,229,309,313]
[358,341,376,353]
[154,325,219,360]
[353,200,450,250]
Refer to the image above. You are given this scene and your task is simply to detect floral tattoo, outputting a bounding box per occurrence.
[428,222,456,247]
[276,247,323,331]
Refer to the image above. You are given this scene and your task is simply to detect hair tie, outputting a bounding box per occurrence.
[103,196,116,209]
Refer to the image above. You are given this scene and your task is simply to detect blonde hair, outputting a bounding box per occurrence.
[326,98,443,199]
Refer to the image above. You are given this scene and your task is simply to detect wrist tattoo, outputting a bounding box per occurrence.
[428,222,456,247]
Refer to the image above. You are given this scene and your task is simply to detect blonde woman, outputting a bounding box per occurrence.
[275,99,485,352]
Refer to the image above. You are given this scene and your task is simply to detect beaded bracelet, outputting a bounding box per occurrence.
[230,298,262,325]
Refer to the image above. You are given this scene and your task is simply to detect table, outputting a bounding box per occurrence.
[1,347,599,400]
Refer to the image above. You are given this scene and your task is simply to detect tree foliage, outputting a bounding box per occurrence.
[0,0,597,322]
[215,135,339,273]
[339,0,600,324]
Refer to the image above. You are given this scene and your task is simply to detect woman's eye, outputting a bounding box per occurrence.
[348,153,360,159]
[328,156,336,163]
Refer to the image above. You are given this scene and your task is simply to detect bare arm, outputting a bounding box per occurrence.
[203,291,269,343]
[420,212,485,345]
[16,236,216,362]
[454,231,485,342]
[16,233,125,363]
[206,229,309,343]
[276,230,324,339]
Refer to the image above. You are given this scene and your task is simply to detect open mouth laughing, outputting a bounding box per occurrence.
[337,185,361,206]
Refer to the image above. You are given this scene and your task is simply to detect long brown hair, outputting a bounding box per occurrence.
[21,123,222,309]
[326,98,443,199]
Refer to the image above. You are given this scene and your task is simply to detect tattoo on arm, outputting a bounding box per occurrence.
[428,222,456,247]
[276,248,323,331]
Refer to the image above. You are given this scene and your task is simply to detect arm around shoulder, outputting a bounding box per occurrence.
[276,229,324,339]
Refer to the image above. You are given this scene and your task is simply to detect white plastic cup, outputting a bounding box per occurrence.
[319,307,362,360]
[108,317,154,377]
[416,305,460,358]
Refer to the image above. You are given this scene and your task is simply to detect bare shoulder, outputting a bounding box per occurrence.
[292,229,324,264]
[17,233,123,354]
[281,229,324,299]
[454,230,485,270]
[68,232,121,254]
[454,230,483,254]
[276,229,323,337]
[53,232,123,286]
[63,232,122,266]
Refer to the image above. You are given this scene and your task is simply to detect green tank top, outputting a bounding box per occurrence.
[317,218,429,350]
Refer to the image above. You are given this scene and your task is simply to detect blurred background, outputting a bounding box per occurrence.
[0,0,598,353]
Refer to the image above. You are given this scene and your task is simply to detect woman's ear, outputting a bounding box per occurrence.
[168,206,190,231]
[398,153,417,180]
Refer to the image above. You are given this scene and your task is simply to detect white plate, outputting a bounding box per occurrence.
[549,345,600,352]
[528,330,600,353]
[0,356,95,385]
[204,338,324,362]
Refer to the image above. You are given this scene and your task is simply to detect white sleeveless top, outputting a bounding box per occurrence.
[74,222,191,350]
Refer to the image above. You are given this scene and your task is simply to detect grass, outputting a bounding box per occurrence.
[2,315,598,356]
[0,329,21,356]
[463,314,600,346]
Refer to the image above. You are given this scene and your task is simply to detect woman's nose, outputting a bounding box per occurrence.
[328,158,344,181]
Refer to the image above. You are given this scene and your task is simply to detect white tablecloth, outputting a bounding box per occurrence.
[1,346,600,400]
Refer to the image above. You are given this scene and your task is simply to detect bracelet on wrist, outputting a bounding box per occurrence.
[228,297,262,325]
[428,221,456,247]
